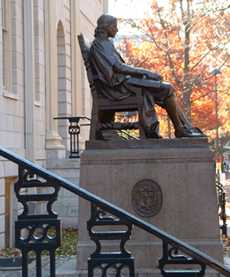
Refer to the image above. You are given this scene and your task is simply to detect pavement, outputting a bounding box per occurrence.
[225,255,230,268]
[0,253,229,276]
[0,256,77,277]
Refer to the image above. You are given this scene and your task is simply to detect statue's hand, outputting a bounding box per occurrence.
[143,71,162,81]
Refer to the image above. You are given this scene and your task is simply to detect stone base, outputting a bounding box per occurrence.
[46,148,66,160]
[47,158,80,228]
[75,269,220,277]
[77,138,223,275]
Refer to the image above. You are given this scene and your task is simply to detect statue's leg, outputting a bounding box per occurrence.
[176,106,193,129]
[176,105,205,136]
[154,84,195,138]
[163,93,184,132]
[124,82,161,138]
[157,90,195,130]
[146,82,205,138]
[142,90,161,138]
[163,93,204,138]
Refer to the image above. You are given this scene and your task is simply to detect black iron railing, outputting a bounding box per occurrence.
[216,173,228,237]
[0,146,229,277]
[54,116,90,158]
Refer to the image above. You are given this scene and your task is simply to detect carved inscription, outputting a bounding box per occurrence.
[131,179,162,218]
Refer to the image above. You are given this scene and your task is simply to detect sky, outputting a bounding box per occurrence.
[108,0,157,37]
[108,0,153,19]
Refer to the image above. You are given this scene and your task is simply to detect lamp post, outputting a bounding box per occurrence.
[210,68,221,156]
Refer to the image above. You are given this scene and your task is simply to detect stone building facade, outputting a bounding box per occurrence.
[0,0,107,248]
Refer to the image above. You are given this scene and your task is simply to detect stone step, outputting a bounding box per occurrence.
[49,169,80,179]
[47,158,80,170]
[46,158,81,228]
[56,256,77,277]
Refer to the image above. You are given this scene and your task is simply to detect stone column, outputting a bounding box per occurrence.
[44,0,65,159]
[0,0,2,93]
[103,0,109,12]
[71,0,87,149]
[23,0,35,160]
[71,0,82,116]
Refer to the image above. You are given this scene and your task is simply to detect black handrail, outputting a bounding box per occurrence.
[0,146,229,276]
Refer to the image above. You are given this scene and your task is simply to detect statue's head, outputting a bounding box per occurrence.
[95,14,118,38]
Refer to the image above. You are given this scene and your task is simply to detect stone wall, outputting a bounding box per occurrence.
[0,0,107,248]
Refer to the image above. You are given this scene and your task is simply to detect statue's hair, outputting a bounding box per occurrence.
[94,14,117,38]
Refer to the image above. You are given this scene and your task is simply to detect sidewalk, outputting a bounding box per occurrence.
[0,253,229,276]
[0,256,77,277]
[225,255,230,268]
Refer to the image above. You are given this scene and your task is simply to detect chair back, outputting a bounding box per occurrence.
[77,34,97,97]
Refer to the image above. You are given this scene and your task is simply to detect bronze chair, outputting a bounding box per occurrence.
[77,33,146,140]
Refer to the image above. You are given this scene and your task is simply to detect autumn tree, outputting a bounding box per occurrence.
[117,0,230,137]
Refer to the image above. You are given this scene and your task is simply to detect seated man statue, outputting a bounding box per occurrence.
[90,14,204,138]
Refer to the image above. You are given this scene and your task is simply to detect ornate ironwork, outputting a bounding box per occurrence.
[87,203,135,277]
[14,166,61,277]
[159,242,206,276]
[54,116,90,158]
[0,146,229,277]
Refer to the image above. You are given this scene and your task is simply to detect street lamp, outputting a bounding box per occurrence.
[210,68,221,155]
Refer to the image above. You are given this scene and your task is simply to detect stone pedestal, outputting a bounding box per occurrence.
[77,139,223,276]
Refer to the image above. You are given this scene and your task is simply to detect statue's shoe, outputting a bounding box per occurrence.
[175,127,206,138]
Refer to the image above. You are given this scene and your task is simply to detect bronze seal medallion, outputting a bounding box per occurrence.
[131,179,162,218]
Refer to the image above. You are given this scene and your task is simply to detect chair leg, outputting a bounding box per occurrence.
[90,103,98,140]
[129,259,135,277]
[137,89,146,139]
[138,106,146,139]
[88,259,94,277]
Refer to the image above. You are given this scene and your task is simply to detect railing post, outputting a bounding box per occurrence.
[159,242,206,276]
[14,165,61,277]
[87,203,135,276]
[216,176,228,237]
[54,116,90,158]
[68,117,80,158]
[221,190,227,236]
[21,250,28,277]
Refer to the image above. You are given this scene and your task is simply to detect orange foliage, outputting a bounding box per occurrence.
[117,0,230,137]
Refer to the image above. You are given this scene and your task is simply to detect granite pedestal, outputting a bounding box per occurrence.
[76,139,223,276]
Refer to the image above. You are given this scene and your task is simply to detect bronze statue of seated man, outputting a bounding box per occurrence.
[90,14,204,138]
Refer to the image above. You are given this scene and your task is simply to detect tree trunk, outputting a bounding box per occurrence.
[181,0,192,120]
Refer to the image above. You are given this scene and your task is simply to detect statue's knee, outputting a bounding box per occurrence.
[163,90,175,107]
[168,84,175,95]
[163,83,175,97]
[167,89,175,100]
